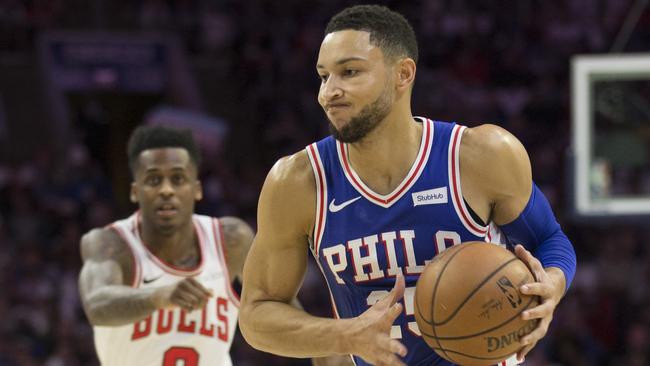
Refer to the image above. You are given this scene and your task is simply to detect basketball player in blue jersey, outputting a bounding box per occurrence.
[240,5,576,366]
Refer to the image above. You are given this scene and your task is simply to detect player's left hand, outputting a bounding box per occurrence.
[513,244,564,363]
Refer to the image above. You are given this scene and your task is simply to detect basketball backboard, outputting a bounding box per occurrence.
[571,53,650,217]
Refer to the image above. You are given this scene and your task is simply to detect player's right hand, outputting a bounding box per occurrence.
[153,277,213,312]
[346,273,407,366]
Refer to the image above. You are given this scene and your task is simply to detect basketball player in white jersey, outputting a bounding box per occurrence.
[78,126,250,366]
[239,5,576,366]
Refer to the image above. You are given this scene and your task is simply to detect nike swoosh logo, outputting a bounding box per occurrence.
[329,196,362,213]
[143,275,163,284]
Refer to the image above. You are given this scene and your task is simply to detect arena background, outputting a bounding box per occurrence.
[0,0,649,365]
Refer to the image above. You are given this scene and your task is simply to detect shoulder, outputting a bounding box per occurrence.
[461,124,531,178]
[80,226,133,265]
[266,150,315,190]
[460,124,533,223]
[218,216,254,247]
[259,150,316,238]
[262,150,316,211]
[217,216,255,282]
[461,124,527,162]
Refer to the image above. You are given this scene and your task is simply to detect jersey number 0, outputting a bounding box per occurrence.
[163,346,199,366]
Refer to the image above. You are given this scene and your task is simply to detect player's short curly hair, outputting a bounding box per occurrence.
[127,125,201,174]
[325,5,418,64]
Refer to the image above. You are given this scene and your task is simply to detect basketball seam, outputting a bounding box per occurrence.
[428,243,474,364]
[434,257,520,326]
[419,298,539,340]
[415,246,471,326]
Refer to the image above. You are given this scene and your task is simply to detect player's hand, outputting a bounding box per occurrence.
[346,273,408,366]
[153,277,213,312]
[311,354,355,366]
[514,245,563,362]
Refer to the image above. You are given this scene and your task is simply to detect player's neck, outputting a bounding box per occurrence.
[346,108,422,195]
[139,219,198,265]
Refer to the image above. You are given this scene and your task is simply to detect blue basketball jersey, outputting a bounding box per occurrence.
[305,118,513,366]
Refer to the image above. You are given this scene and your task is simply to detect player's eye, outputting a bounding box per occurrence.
[145,176,161,185]
[343,69,358,77]
[172,175,186,185]
[319,74,329,82]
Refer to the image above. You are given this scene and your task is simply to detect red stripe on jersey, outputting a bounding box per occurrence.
[307,144,326,254]
[212,218,241,307]
[450,127,487,235]
[339,120,431,206]
[339,142,382,203]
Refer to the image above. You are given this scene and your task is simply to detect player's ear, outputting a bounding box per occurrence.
[396,58,416,91]
[130,182,138,203]
[194,180,203,201]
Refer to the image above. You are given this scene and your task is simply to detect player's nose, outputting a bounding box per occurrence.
[159,178,175,196]
[321,77,343,102]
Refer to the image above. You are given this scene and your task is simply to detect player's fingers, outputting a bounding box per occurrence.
[522,299,554,320]
[517,339,536,361]
[174,289,205,308]
[186,278,214,297]
[374,273,405,310]
[520,282,552,298]
[389,339,408,357]
[518,324,545,362]
[171,292,195,308]
[179,279,211,302]
[171,297,195,312]
[515,245,547,282]
[183,281,213,302]
[521,318,550,346]
[386,303,403,323]
[514,244,531,257]
[514,244,539,267]
[190,295,209,310]
[389,272,406,305]
[516,345,529,364]
[514,244,537,269]
[376,336,406,360]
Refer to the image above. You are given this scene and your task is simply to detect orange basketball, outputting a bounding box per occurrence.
[414,242,539,366]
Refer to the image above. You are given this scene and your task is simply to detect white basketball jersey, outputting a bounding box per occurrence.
[93,213,240,366]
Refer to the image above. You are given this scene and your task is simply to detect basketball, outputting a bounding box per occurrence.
[414,242,540,366]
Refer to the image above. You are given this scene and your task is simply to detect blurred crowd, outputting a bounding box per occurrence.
[1,0,650,365]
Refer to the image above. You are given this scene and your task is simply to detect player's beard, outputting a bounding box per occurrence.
[329,86,393,143]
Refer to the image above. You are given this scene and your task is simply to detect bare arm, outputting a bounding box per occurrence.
[219,216,255,283]
[78,228,212,326]
[239,152,406,365]
[288,297,355,366]
[221,213,353,365]
[78,228,160,326]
